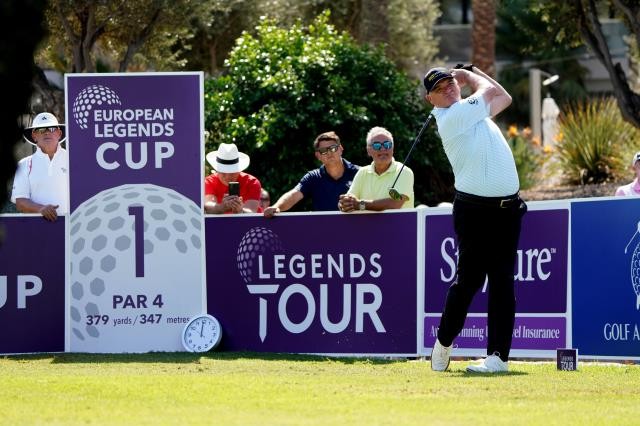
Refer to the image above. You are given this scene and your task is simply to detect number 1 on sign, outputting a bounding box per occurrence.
[128,206,145,277]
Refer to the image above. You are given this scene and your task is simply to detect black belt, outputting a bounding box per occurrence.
[455,191,520,208]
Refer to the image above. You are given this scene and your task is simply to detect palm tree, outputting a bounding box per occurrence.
[471,0,496,77]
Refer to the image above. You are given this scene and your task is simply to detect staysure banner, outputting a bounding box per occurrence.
[65,73,205,352]
[205,212,419,355]
[0,216,65,354]
[572,197,640,359]
[421,202,570,357]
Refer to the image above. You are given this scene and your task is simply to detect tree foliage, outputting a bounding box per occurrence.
[186,0,440,75]
[507,0,640,129]
[204,13,452,206]
[496,0,590,126]
[38,0,215,72]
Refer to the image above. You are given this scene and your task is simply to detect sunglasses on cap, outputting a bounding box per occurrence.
[371,140,393,151]
[317,144,340,155]
[33,127,59,134]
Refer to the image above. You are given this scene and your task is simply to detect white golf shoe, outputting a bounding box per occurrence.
[466,354,508,373]
[430,339,452,372]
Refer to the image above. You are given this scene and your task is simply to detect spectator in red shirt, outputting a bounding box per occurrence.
[204,143,262,214]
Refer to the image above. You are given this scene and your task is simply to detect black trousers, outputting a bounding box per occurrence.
[437,191,527,361]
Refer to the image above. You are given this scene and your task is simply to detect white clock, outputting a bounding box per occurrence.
[182,314,222,353]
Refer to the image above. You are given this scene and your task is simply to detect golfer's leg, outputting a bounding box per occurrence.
[437,201,488,347]
[486,202,525,360]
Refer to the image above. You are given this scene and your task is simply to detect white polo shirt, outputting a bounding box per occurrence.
[432,95,519,197]
[11,146,69,215]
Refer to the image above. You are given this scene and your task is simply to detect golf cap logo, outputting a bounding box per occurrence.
[623,220,640,310]
[73,85,121,130]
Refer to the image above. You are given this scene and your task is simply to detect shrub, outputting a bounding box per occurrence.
[555,97,640,184]
[505,125,547,189]
[204,12,453,207]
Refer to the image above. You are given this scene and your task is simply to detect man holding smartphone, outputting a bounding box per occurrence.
[204,143,263,214]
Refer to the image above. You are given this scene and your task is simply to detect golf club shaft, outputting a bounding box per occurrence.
[390,114,434,189]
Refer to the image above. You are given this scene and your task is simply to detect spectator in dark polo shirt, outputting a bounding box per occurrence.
[264,131,359,217]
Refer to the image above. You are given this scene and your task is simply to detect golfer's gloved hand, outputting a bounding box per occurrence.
[454,63,474,71]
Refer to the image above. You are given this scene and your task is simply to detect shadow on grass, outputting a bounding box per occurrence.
[447,369,529,378]
[3,351,408,365]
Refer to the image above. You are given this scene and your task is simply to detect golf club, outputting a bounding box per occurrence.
[388,114,435,201]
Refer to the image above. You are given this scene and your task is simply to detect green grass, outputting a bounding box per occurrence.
[0,353,638,425]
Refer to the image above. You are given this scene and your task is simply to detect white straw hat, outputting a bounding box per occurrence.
[23,112,66,145]
[206,143,250,173]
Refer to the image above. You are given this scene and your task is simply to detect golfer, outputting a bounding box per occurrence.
[424,65,527,373]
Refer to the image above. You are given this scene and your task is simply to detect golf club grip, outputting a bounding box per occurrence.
[390,115,434,189]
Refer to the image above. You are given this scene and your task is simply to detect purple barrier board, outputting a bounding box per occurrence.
[65,73,205,353]
[571,198,640,359]
[0,216,65,354]
[422,206,570,356]
[206,212,418,355]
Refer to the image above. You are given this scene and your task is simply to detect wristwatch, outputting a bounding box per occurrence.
[358,200,366,211]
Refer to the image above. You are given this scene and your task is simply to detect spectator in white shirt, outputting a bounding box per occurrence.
[11,112,68,221]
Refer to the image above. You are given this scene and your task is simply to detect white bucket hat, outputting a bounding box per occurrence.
[23,112,66,145]
[206,143,250,173]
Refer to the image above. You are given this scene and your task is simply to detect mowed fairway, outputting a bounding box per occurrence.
[0,353,638,425]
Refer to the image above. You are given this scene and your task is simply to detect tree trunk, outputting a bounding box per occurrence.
[471,0,496,77]
[118,7,162,72]
[357,0,389,47]
[574,0,640,128]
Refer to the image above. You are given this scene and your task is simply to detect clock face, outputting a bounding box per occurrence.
[182,315,222,352]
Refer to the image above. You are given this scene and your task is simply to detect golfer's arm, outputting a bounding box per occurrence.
[470,66,512,116]
[272,189,303,212]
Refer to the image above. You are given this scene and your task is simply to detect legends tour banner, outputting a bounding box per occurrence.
[65,73,205,352]
[205,212,419,356]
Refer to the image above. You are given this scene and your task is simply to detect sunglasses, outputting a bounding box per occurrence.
[371,140,393,151]
[317,144,340,155]
[33,127,59,134]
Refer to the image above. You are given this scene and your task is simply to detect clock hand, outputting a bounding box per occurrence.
[200,321,204,338]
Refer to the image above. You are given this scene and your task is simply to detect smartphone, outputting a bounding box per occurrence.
[228,181,240,196]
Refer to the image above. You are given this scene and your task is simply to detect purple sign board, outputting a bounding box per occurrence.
[205,212,419,355]
[65,73,205,353]
[0,216,65,354]
[421,207,570,356]
[66,73,203,207]
[571,198,640,359]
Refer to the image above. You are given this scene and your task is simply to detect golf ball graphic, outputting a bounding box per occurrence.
[236,227,283,284]
[70,184,203,345]
[72,84,121,129]
[631,240,640,310]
